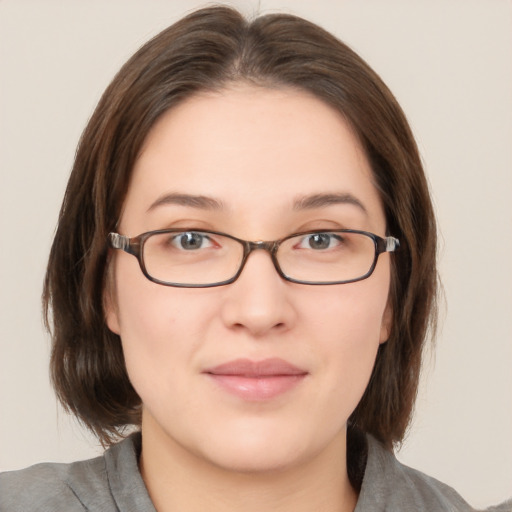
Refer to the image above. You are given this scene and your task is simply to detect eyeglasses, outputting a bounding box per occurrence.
[108,228,399,288]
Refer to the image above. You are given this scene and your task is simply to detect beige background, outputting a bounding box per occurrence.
[0,0,511,508]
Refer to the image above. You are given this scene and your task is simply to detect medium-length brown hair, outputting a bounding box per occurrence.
[44,6,437,449]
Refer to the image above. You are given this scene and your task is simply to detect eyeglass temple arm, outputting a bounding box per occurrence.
[108,232,140,256]
[377,236,400,254]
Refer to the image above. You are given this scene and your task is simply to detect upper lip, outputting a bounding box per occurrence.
[204,358,307,377]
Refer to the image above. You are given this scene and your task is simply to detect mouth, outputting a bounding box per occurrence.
[203,358,308,401]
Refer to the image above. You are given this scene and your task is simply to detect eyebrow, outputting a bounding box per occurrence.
[292,193,368,214]
[146,191,367,215]
[147,193,224,212]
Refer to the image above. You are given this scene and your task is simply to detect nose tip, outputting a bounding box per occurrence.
[220,251,296,337]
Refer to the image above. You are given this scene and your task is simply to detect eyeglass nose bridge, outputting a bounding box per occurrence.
[246,240,280,252]
[235,239,284,282]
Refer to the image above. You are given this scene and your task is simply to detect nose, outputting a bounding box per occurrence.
[220,249,297,337]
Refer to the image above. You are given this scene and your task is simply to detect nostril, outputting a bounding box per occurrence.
[232,321,285,331]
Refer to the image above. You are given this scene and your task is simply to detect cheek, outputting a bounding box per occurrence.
[117,288,209,354]
[111,259,219,395]
[311,294,384,373]
[301,273,390,398]
[304,268,390,349]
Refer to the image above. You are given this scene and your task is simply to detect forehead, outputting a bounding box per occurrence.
[121,85,385,234]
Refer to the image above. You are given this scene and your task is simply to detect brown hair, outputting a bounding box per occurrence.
[43,6,437,449]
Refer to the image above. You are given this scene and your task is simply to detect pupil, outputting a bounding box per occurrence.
[309,234,330,249]
[181,232,202,250]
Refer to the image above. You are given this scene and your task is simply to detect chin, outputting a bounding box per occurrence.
[194,423,331,475]
[205,443,307,475]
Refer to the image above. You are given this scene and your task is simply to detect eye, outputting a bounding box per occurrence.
[296,232,343,250]
[171,231,215,251]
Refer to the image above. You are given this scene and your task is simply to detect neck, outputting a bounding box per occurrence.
[139,416,358,512]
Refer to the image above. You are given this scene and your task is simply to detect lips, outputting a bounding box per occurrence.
[203,358,308,401]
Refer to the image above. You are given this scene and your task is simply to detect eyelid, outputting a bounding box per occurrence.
[294,220,353,233]
[155,221,218,232]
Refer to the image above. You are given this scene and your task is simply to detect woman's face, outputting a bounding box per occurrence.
[106,85,392,473]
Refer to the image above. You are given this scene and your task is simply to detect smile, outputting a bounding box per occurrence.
[203,358,308,401]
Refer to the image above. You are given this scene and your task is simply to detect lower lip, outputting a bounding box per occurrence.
[206,374,306,401]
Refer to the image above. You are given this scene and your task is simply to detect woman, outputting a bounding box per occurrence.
[0,6,509,512]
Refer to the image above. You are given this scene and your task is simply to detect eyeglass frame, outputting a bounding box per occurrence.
[108,228,400,288]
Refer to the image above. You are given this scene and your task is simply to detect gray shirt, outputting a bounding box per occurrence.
[0,433,510,511]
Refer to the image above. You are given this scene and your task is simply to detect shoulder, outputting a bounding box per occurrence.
[358,435,511,511]
[0,433,154,512]
[0,449,115,512]
[0,455,107,511]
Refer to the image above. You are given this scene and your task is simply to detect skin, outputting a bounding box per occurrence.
[106,84,393,512]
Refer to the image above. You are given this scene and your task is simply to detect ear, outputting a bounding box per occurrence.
[103,260,121,335]
[379,302,393,344]
[104,291,121,335]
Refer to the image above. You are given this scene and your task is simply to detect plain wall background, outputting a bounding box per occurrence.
[0,0,510,508]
